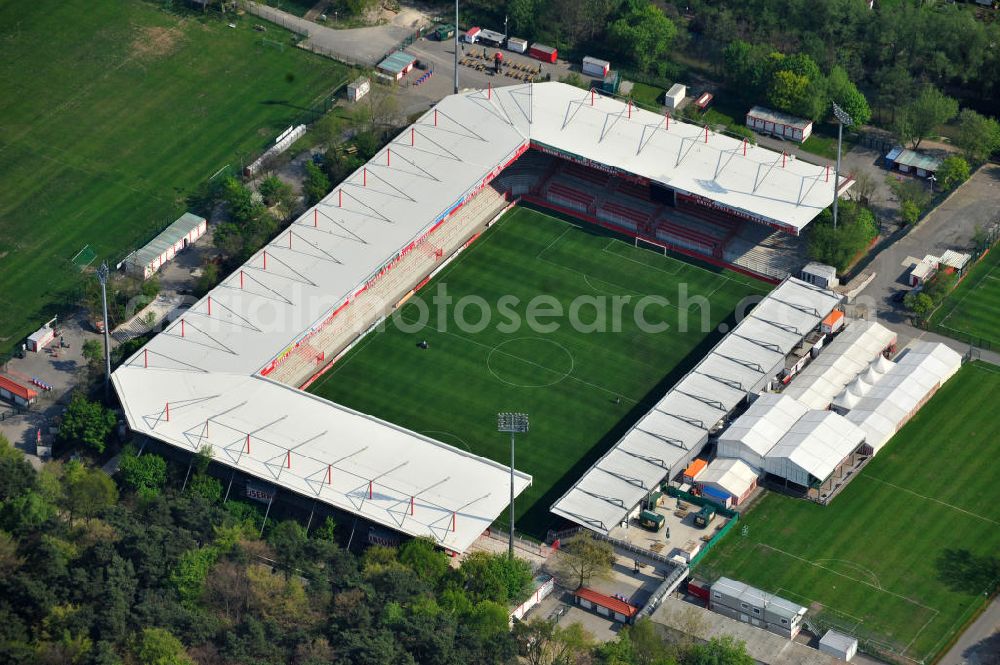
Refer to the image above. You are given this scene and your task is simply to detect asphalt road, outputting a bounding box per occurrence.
[939,596,1000,665]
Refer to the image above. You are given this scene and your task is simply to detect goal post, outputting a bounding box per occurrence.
[635,236,667,255]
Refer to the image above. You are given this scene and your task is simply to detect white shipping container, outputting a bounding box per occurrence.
[347,77,370,102]
[582,56,610,78]
[507,37,528,53]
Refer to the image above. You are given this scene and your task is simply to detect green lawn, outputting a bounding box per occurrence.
[696,362,1000,664]
[308,206,771,536]
[629,82,663,110]
[928,248,1000,349]
[0,1,348,349]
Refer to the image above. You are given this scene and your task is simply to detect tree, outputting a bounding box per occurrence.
[82,340,103,374]
[904,291,934,317]
[608,0,678,73]
[63,463,117,521]
[303,161,330,205]
[900,200,921,226]
[551,530,615,589]
[807,202,878,272]
[828,65,871,126]
[170,545,219,606]
[221,176,264,225]
[134,627,193,665]
[117,448,167,496]
[627,618,675,665]
[195,261,219,296]
[514,618,596,665]
[399,537,449,586]
[687,635,755,665]
[58,394,116,454]
[0,529,22,575]
[460,551,533,604]
[956,109,1000,163]
[895,85,958,149]
[937,155,970,192]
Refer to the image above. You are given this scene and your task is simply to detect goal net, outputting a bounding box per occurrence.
[635,236,667,256]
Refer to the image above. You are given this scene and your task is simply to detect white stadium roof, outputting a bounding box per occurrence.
[783,320,897,409]
[550,277,841,533]
[114,83,843,549]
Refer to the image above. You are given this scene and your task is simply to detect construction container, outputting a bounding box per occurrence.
[638,509,665,531]
[346,76,370,102]
[820,309,845,335]
[582,56,610,78]
[529,43,557,63]
[507,37,528,53]
[478,28,506,47]
[434,24,454,41]
[665,83,686,109]
[694,504,717,528]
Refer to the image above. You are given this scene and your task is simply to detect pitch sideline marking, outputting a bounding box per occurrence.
[862,476,1000,526]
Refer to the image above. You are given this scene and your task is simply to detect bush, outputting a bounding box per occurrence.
[807,201,878,272]
[937,155,970,192]
[118,447,167,496]
[58,394,117,454]
[900,200,920,225]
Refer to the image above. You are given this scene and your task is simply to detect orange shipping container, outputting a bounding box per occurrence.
[820,310,844,334]
[683,458,707,482]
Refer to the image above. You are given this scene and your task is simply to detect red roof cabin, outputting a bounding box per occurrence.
[573,587,639,623]
[0,375,38,408]
[529,43,558,64]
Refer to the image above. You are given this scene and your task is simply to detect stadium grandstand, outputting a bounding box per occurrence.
[114,82,849,550]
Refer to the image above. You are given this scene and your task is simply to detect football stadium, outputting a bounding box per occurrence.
[113,81,864,553]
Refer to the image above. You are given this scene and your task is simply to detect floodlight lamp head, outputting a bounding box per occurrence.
[96,261,110,285]
[832,102,854,127]
[497,412,529,433]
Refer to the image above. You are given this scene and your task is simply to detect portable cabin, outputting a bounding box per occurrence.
[820,310,845,335]
[0,375,38,408]
[478,28,506,47]
[463,27,481,44]
[346,77,370,102]
[27,325,55,352]
[746,106,813,143]
[638,509,665,532]
[694,504,717,528]
[665,83,686,109]
[376,51,417,81]
[683,458,707,483]
[820,630,859,661]
[582,56,611,78]
[529,43,558,63]
[507,37,528,53]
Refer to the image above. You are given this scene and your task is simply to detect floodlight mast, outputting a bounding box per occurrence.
[498,412,529,558]
[832,102,854,230]
[96,262,112,398]
[454,0,459,94]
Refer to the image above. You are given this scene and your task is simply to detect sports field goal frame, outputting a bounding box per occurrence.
[70,244,97,271]
[635,236,668,255]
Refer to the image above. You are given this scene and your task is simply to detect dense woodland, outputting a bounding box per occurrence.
[0,432,758,664]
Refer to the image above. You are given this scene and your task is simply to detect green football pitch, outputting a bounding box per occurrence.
[0,1,347,348]
[696,361,1000,664]
[929,247,1000,349]
[308,206,772,536]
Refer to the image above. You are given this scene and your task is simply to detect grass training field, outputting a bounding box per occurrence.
[309,206,771,536]
[929,248,1000,349]
[0,0,348,348]
[696,361,1000,664]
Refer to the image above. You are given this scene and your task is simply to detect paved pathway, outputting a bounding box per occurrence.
[938,595,1000,665]
[245,1,427,66]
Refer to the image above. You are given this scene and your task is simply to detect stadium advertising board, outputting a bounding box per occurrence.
[677,193,797,235]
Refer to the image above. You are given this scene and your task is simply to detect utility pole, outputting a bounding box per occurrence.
[497,412,529,558]
[96,262,112,399]
[454,0,459,94]
[832,102,854,230]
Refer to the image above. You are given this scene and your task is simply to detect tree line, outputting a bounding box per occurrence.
[0,430,759,665]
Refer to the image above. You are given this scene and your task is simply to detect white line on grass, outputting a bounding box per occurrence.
[399,314,637,403]
[863,476,1000,526]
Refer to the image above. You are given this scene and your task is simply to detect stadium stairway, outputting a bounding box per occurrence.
[268,187,510,387]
